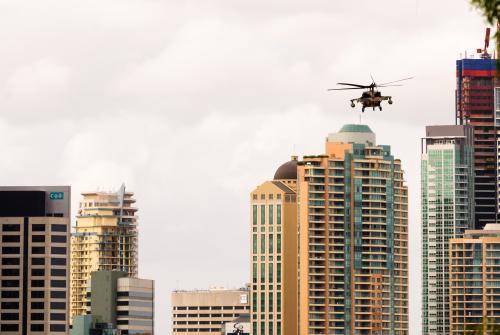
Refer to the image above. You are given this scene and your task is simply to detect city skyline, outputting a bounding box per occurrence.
[0,0,495,333]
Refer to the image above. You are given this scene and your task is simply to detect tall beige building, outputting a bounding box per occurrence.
[70,184,138,322]
[171,288,249,335]
[250,157,298,335]
[449,224,500,333]
[298,125,409,334]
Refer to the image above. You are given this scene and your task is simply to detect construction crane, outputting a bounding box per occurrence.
[477,27,491,59]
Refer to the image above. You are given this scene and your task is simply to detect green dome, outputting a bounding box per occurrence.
[339,124,373,133]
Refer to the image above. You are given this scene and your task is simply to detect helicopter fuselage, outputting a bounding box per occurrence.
[350,88,392,112]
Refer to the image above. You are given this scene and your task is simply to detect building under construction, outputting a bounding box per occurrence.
[456,27,498,229]
[70,185,139,323]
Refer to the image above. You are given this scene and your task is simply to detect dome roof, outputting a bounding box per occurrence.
[273,157,298,180]
[339,124,373,133]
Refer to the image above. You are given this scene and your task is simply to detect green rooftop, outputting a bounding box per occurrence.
[339,124,373,133]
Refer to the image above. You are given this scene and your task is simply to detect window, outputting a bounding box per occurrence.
[253,205,258,226]
[269,234,273,253]
[51,247,66,255]
[2,247,20,254]
[1,313,19,320]
[277,205,281,225]
[31,247,45,254]
[2,258,19,265]
[51,291,66,299]
[2,291,19,298]
[51,224,67,232]
[252,263,257,283]
[51,235,67,243]
[2,268,19,276]
[50,313,66,321]
[32,258,45,265]
[2,224,20,232]
[277,234,281,253]
[261,235,265,254]
[269,263,273,282]
[51,280,66,288]
[2,235,20,243]
[260,292,265,313]
[260,205,265,225]
[31,291,44,298]
[31,301,44,309]
[31,269,45,277]
[32,224,45,232]
[51,269,66,277]
[2,280,19,288]
[31,313,44,321]
[253,234,257,254]
[1,301,19,309]
[32,235,45,243]
[260,263,265,283]
[51,258,66,266]
[31,280,45,287]
[269,204,273,225]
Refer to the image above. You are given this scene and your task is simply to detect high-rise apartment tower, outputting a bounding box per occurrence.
[421,125,475,334]
[449,224,500,333]
[0,186,70,335]
[70,184,138,322]
[456,55,497,228]
[250,158,298,335]
[298,125,409,334]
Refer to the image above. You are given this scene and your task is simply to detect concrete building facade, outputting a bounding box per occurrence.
[449,224,500,333]
[70,184,139,322]
[421,125,475,334]
[250,157,298,335]
[297,125,409,334]
[0,186,71,334]
[171,288,249,335]
[116,276,155,334]
[72,270,154,335]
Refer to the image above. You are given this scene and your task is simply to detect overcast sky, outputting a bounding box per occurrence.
[0,0,493,333]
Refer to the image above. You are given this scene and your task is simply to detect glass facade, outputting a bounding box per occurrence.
[421,126,474,335]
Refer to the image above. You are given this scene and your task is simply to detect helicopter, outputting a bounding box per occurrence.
[328,76,413,112]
